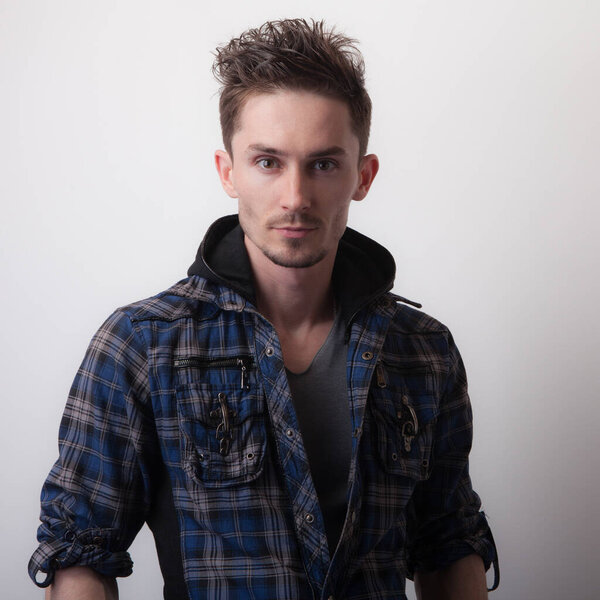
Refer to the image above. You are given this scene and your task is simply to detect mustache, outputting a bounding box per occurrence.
[267,215,322,228]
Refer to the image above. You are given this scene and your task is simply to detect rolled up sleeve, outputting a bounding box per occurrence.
[405,332,499,589]
[29,310,159,587]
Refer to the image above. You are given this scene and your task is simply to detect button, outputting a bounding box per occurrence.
[305,513,314,523]
[285,428,294,438]
[64,530,75,542]
[265,346,274,356]
[361,351,373,360]
[92,536,104,548]
[391,452,398,461]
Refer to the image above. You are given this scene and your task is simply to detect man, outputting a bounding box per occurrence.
[30,19,498,600]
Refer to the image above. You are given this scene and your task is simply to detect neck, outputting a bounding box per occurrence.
[245,237,336,331]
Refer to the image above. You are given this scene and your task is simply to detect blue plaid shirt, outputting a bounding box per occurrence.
[30,217,497,599]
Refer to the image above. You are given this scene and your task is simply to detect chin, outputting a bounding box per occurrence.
[263,247,327,269]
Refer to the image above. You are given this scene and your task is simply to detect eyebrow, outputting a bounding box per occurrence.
[246,144,348,158]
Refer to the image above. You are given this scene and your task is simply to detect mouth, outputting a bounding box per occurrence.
[273,226,317,239]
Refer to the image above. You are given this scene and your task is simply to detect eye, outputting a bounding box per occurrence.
[257,158,278,170]
[313,159,336,172]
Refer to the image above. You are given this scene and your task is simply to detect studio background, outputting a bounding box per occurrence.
[1,1,598,598]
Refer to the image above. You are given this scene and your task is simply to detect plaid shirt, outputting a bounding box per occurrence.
[30,219,497,599]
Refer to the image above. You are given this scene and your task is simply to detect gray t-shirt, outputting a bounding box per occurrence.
[286,310,351,555]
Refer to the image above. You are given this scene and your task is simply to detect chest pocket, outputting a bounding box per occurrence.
[369,360,438,481]
[176,383,267,488]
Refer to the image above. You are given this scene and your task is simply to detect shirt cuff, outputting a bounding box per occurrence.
[28,526,133,588]
[407,515,499,591]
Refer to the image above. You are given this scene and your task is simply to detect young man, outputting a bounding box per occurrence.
[30,19,498,600]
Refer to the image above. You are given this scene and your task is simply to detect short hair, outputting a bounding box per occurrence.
[212,18,372,157]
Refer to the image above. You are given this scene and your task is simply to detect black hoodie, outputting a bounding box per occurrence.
[187,214,420,330]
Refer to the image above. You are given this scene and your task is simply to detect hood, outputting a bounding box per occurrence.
[187,214,402,326]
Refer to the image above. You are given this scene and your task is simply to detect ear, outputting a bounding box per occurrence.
[352,154,379,201]
[215,150,238,198]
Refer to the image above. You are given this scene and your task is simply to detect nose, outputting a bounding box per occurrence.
[280,167,310,212]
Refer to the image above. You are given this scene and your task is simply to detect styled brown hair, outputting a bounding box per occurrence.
[212,18,372,157]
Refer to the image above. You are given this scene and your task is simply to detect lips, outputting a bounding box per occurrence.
[274,227,316,239]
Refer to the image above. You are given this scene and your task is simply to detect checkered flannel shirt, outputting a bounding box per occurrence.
[29,275,497,599]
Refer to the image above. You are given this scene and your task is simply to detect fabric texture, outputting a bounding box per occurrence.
[286,308,351,555]
[30,215,498,599]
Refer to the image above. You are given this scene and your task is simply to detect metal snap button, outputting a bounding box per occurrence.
[64,530,75,542]
[391,452,398,461]
[265,346,274,356]
[361,351,373,360]
[246,452,255,460]
[286,428,294,438]
[305,513,314,523]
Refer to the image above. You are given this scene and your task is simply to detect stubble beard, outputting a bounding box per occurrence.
[244,212,330,269]
[261,237,328,269]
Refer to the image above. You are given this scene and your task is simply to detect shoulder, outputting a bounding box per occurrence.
[378,293,460,374]
[385,293,450,337]
[109,276,226,325]
[86,276,227,352]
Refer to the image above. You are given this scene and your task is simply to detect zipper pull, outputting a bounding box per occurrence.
[237,358,250,390]
[215,392,232,456]
[398,395,419,453]
[401,422,415,452]
[376,362,387,388]
[217,428,231,456]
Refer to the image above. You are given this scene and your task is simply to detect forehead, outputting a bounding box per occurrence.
[231,90,359,156]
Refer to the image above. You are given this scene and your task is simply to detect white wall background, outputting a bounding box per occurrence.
[1,1,598,598]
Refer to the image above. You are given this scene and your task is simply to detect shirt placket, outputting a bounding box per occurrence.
[252,315,329,598]
[322,301,396,598]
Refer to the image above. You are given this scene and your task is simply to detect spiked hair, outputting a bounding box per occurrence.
[212,18,372,157]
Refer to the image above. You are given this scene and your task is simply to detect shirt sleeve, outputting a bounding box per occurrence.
[28,309,160,588]
[405,331,499,589]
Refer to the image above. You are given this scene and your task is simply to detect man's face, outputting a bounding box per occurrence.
[215,90,378,269]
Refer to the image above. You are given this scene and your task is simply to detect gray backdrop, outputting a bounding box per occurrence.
[2,1,598,598]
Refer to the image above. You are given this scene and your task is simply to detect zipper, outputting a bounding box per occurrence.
[174,355,255,390]
[381,360,431,374]
[375,361,431,388]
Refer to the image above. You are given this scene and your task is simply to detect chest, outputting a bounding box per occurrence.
[278,318,335,373]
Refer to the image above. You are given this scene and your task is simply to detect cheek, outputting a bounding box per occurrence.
[237,198,255,226]
[326,202,352,242]
[336,204,351,229]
